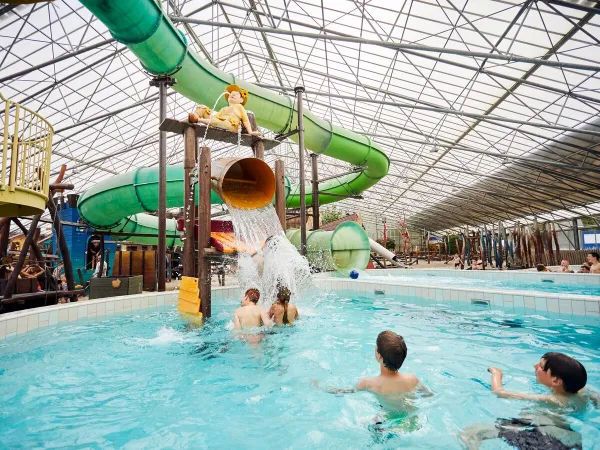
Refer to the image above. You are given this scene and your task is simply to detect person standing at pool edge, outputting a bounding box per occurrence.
[234,288,272,329]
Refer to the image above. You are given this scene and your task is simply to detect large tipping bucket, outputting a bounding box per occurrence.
[211,157,275,209]
[286,222,370,276]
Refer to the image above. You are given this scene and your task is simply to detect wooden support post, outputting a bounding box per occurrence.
[4,214,41,299]
[47,196,76,299]
[275,160,286,231]
[0,218,10,257]
[30,227,40,262]
[183,125,197,277]
[310,153,319,230]
[248,112,264,160]
[198,146,212,319]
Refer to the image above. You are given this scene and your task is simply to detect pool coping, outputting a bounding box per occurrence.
[362,268,600,285]
[1,276,598,341]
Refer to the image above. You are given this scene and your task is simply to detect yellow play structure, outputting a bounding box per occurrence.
[0,93,53,216]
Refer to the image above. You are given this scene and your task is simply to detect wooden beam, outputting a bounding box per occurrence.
[183,125,197,277]
[198,146,212,319]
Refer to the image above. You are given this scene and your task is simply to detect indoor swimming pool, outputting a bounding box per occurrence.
[1,289,598,449]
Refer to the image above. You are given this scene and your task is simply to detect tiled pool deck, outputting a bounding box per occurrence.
[1,271,598,340]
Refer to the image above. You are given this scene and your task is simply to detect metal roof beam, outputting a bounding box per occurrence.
[170,16,600,72]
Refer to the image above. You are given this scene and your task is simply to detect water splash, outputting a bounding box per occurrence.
[183,92,227,244]
[228,204,313,306]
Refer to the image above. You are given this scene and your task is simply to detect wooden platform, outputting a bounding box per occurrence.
[159,118,281,151]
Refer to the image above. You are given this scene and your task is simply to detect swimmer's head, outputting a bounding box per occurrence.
[535,352,587,394]
[376,330,407,372]
[535,264,546,272]
[277,285,291,303]
[243,288,260,305]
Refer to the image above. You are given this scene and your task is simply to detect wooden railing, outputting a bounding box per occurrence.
[0,93,53,215]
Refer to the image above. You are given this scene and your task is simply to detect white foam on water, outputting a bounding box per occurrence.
[145,326,186,345]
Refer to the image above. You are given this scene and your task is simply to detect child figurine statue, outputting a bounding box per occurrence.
[189,84,262,137]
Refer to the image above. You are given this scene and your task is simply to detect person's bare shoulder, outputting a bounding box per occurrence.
[402,373,420,390]
[356,377,375,391]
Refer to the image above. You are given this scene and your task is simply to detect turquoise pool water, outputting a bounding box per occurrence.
[360,271,600,296]
[1,291,598,449]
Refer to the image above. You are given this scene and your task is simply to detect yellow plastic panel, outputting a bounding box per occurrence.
[178,276,201,315]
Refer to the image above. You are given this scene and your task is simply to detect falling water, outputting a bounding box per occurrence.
[182,92,227,245]
[228,204,313,306]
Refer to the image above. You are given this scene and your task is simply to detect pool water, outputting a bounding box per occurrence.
[1,291,599,449]
[360,271,600,296]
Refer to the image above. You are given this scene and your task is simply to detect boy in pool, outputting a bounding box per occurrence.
[461,352,596,449]
[233,288,272,330]
[313,331,429,408]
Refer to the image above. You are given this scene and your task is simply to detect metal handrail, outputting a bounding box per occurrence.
[0,92,54,199]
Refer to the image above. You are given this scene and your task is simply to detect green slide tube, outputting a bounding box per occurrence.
[286,222,371,276]
[77,0,389,242]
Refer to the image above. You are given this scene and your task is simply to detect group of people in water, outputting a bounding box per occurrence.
[536,252,600,273]
[233,285,299,329]
[452,251,600,274]
[230,282,597,449]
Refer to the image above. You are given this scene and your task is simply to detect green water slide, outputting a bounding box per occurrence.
[77,0,389,245]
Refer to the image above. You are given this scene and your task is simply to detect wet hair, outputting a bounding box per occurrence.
[536,264,546,272]
[276,285,291,325]
[376,330,407,372]
[588,252,599,261]
[541,352,587,394]
[245,288,260,304]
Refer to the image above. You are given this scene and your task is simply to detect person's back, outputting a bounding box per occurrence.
[313,330,428,415]
[270,302,299,325]
[269,285,299,325]
[356,331,422,412]
[234,288,271,330]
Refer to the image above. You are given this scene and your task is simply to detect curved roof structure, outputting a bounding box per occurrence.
[1,0,599,232]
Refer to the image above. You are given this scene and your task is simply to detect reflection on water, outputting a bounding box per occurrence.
[0,291,598,449]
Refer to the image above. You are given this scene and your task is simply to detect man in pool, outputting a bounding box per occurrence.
[312,331,428,408]
[233,288,272,330]
[586,252,600,274]
[461,352,594,449]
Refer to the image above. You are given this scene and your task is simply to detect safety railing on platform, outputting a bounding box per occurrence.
[0,93,53,216]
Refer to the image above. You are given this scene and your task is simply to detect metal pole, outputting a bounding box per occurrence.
[150,76,176,292]
[183,125,197,277]
[573,218,581,250]
[99,234,105,278]
[171,17,600,72]
[198,146,212,319]
[275,159,286,231]
[310,153,319,230]
[295,86,307,255]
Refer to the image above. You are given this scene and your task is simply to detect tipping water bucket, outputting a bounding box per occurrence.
[211,157,275,209]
